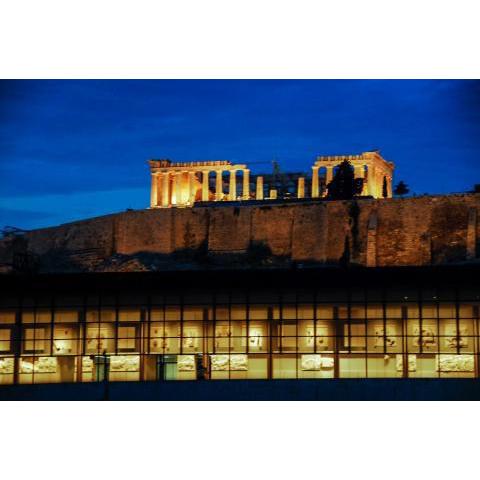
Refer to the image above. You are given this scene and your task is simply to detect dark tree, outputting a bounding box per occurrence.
[339,236,351,266]
[393,180,410,197]
[382,176,388,198]
[326,160,363,200]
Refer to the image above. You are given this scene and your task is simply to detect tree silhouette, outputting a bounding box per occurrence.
[340,236,351,266]
[393,181,410,197]
[326,160,363,200]
[382,176,388,198]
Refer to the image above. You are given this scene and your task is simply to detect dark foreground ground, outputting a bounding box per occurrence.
[1,379,480,401]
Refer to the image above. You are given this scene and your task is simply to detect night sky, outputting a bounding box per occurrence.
[1,80,479,231]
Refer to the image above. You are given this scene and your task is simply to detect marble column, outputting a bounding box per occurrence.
[367,165,375,197]
[188,171,196,204]
[215,170,223,201]
[229,170,237,201]
[150,174,158,208]
[297,177,305,198]
[162,173,170,207]
[175,172,182,205]
[354,165,364,179]
[157,174,163,206]
[242,169,250,200]
[256,176,264,200]
[325,167,333,195]
[202,171,209,201]
[325,166,333,185]
[311,166,319,198]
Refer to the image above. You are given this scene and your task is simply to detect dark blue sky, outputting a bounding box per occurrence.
[1,80,479,230]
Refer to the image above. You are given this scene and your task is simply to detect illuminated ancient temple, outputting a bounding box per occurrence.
[149,151,395,207]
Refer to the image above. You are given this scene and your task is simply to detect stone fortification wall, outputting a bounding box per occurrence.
[1,194,479,272]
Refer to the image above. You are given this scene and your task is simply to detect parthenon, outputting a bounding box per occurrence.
[149,151,395,208]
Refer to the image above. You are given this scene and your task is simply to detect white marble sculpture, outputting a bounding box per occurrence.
[305,326,329,348]
[396,354,417,372]
[436,354,474,372]
[110,355,140,372]
[177,355,195,371]
[182,328,200,350]
[211,355,229,371]
[53,340,73,354]
[20,356,57,374]
[374,326,397,348]
[211,354,248,371]
[301,354,321,370]
[248,329,263,348]
[82,356,93,372]
[215,326,231,338]
[300,354,333,370]
[0,357,14,374]
[230,354,248,371]
[320,356,334,368]
[413,326,436,348]
[444,327,468,349]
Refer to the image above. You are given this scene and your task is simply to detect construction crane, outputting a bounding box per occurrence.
[248,160,281,175]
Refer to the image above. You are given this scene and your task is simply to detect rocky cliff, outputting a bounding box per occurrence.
[1,194,479,273]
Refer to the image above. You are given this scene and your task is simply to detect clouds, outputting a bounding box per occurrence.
[0,79,479,229]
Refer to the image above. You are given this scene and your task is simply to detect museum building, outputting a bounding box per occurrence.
[0,266,479,386]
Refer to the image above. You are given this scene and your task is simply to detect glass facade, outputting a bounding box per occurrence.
[1,282,479,385]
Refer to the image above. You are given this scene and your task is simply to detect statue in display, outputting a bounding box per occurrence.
[182,328,200,350]
[211,354,229,371]
[20,357,57,374]
[0,357,14,374]
[395,354,417,372]
[436,355,474,372]
[444,326,468,349]
[110,355,140,372]
[211,354,248,371]
[177,355,195,371]
[301,354,321,370]
[305,326,329,349]
[248,328,263,348]
[53,326,74,354]
[374,326,397,348]
[150,325,177,352]
[82,356,93,372]
[230,354,248,370]
[300,354,334,371]
[214,326,231,349]
[413,325,436,348]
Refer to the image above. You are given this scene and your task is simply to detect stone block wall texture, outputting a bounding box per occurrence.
[1,193,479,271]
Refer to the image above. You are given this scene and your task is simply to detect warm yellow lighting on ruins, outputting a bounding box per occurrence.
[149,151,395,208]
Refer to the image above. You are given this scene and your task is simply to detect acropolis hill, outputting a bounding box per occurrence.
[1,151,479,273]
